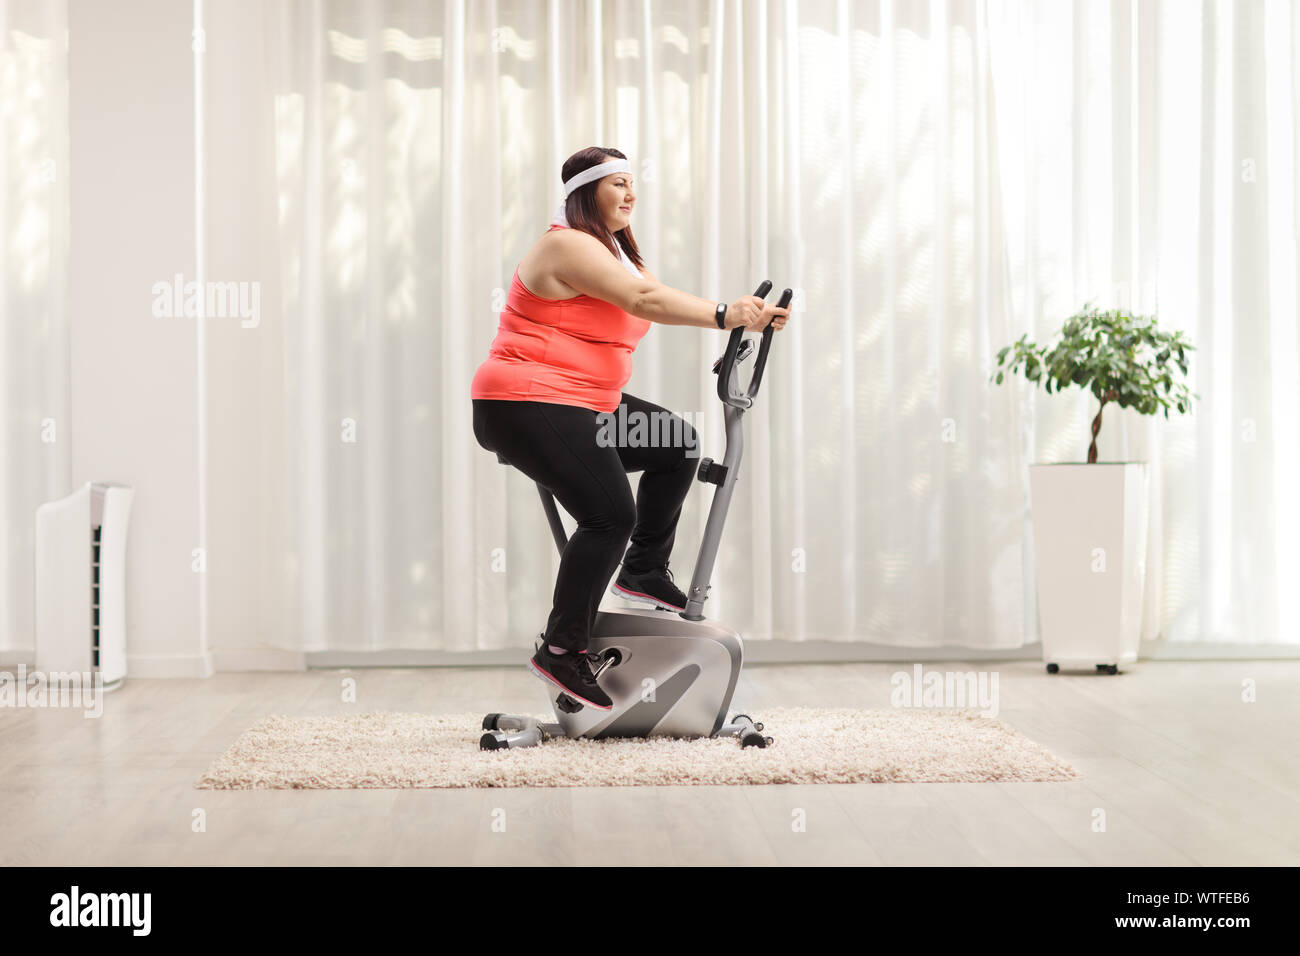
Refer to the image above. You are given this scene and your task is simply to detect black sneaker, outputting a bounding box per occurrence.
[528,641,613,710]
[610,564,687,613]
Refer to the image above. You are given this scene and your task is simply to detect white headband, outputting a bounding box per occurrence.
[563,157,631,196]
[550,157,640,277]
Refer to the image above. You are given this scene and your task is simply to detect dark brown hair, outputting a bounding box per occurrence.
[559,146,644,272]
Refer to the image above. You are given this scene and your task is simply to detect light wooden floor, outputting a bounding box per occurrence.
[2,660,1297,866]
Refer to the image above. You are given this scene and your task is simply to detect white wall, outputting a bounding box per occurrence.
[68,0,208,676]
[201,0,302,670]
[65,0,301,675]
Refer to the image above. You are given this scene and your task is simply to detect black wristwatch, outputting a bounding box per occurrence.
[714,303,727,329]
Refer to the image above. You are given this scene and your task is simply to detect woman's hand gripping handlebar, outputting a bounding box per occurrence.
[714,281,794,408]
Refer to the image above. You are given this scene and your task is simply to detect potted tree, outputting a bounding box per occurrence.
[991,304,1196,674]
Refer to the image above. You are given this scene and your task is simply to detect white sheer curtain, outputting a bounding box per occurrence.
[988,0,1300,647]
[0,0,69,657]
[203,0,1299,654]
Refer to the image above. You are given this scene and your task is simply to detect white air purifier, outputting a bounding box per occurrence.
[36,482,134,688]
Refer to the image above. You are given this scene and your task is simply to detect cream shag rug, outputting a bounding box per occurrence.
[194,708,1079,789]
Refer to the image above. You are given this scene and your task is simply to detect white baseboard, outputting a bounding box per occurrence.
[746,640,1300,664]
[210,647,307,672]
[307,649,524,668]
[1137,640,1300,660]
[308,639,1300,668]
[125,651,214,678]
[743,641,1037,664]
[4,651,218,678]
[8,639,1295,677]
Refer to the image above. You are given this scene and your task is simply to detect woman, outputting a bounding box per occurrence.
[470,146,791,710]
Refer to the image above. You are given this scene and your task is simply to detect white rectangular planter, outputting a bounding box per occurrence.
[1028,463,1150,671]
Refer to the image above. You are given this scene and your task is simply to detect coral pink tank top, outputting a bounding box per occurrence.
[470,225,651,413]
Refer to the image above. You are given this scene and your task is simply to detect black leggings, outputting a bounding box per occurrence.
[472,394,700,653]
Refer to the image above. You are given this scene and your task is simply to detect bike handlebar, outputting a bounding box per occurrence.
[748,286,793,399]
[716,280,793,408]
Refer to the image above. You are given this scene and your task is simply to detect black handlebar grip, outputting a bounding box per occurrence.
[747,287,792,398]
[718,280,773,405]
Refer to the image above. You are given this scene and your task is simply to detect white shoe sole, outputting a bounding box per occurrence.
[527,659,613,711]
[610,582,684,613]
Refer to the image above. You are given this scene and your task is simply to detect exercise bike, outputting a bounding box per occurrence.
[480,281,792,751]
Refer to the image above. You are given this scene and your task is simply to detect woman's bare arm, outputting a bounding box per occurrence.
[550,230,718,328]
